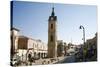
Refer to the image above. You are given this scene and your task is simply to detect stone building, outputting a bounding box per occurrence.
[18,36,47,61]
[48,7,57,58]
[10,27,20,59]
[85,33,97,60]
[85,33,97,50]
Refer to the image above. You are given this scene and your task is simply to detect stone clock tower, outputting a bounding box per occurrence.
[48,7,57,58]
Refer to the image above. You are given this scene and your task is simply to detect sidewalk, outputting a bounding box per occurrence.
[33,56,66,65]
[18,56,67,66]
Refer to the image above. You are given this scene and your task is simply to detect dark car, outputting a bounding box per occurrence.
[75,51,83,62]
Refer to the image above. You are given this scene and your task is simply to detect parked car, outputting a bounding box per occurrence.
[10,55,21,66]
[75,51,83,62]
[10,58,17,66]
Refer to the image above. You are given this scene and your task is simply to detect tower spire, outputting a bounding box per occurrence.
[48,4,57,21]
[51,6,55,16]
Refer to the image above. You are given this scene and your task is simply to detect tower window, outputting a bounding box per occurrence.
[51,24,53,29]
[50,35,53,42]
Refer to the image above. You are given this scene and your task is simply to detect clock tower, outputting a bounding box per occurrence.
[48,7,57,58]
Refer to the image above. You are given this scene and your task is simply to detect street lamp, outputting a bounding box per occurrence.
[79,25,85,45]
[79,25,85,61]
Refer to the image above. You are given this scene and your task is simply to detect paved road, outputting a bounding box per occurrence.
[57,55,76,63]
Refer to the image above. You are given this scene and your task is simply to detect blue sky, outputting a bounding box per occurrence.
[12,1,97,45]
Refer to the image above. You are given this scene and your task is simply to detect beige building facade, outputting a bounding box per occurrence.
[17,36,47,61]
[11,27,48,61]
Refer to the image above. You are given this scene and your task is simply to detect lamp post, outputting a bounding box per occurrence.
[79,25,85,45]
[79,25,85,61]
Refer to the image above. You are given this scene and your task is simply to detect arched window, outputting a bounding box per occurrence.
[50,35,53,42]
[51,24,53,29]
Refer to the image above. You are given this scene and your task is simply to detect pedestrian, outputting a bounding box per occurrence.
[28,53,32,65]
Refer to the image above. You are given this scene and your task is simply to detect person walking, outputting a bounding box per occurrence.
[28,53,32,65]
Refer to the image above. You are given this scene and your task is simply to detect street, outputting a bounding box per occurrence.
[57,55,76,63]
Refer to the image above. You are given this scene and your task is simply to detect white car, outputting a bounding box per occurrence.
[67,49,75,56]
[70,52,75,55]
[11,58,17,65]
[11,55,21,66]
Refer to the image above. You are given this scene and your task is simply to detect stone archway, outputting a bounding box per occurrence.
[38,52,41,59]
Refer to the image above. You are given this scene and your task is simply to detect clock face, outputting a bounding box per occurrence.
[51,17,53,20]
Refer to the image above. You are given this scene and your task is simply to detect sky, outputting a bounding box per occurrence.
[12,1,97,45]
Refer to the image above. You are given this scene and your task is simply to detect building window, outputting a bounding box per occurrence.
[51,24,53,29]
[33,43,34,48]
[50,35,53,42]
